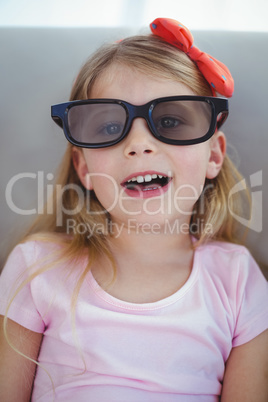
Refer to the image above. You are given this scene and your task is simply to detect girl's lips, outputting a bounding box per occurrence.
[121,171,172,199]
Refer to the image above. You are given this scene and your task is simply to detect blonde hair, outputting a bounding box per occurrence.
[3,34,249,365]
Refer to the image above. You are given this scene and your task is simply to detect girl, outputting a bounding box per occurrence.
[0,17,267,402]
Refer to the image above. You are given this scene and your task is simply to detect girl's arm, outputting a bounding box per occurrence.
[0,315,43,402]
[221,330,268,401]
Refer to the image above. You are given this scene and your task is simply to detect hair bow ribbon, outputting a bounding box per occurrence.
[150,18,234,98]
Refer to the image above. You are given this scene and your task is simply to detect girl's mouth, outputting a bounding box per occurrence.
[122,173,172,198]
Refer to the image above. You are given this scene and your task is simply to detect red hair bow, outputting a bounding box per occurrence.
[150,18,234,98]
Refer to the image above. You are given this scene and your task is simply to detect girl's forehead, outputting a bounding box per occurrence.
[91,63,136,93]
[89,63,195,101]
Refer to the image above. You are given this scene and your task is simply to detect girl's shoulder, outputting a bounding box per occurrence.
[196,239,255,264]
[11,234,68,263]
[2,233,77,277]
[194,239,267,295]
[194,241,268,348]
[0,234,77,333]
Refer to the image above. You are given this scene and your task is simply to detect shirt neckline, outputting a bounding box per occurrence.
[87,247,200,312]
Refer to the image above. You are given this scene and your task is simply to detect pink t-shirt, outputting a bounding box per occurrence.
[0,240,267,401]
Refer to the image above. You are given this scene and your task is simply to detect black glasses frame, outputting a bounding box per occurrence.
[51,96,229,148]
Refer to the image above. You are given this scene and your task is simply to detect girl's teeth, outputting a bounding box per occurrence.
[127,174,166,183]
[144,174,152,182]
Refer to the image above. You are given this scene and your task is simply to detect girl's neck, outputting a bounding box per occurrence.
[108,222,193,263]
[92,223,194,303]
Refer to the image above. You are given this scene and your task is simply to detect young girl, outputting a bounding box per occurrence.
[0,17,267,402]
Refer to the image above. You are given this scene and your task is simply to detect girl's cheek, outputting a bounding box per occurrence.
[90,175,120,208]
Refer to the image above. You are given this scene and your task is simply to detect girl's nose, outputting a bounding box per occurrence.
[123,119,158,158]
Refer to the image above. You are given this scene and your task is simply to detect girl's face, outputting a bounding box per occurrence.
[73,63,225,229]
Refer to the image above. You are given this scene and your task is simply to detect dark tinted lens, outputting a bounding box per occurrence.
[68,103,127,145]
[152,100,212,141]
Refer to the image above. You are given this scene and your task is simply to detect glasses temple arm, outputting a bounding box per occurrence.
[216,111,229,130]
[51,112,64,129]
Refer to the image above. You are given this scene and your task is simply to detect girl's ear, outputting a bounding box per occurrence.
[72,147,93,190]
[206,131,226,179]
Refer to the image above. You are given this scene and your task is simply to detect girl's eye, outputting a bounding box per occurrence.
[98,122,123,136]
[158,116,180,129]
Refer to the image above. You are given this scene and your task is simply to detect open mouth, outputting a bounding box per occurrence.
[123,173,172,192]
